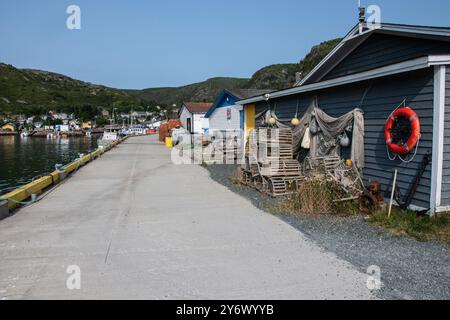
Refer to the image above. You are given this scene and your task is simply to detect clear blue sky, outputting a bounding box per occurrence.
[1,0,449,89]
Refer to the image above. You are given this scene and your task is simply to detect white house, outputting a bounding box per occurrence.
[55,124,70,132]
[178,102,213,134]
[34,121,43,129]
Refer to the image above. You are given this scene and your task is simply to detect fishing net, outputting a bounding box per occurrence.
[286,176,360,215]
[257,97,365,169]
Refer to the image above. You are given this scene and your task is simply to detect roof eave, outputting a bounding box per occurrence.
[205,90,237,118]
[296,22,450,87]
[237,55,450,105]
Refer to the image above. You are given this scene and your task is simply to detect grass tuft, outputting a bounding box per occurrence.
[280,178,360,216]
[230,168,245,185]
[369,207,450,244]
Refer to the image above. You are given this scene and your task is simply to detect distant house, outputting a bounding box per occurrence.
[101,110,110,119]
[55,124,70,132]
[131,111,148,123]
[0,123,16,132]
[16,115,26,125]
[61,114,70,125]
[69,120,80,130]
[34,121,43,129]
[205,89,273,135]
[82,122,92,129]
[178,102,213,134]
[50,112,70,124]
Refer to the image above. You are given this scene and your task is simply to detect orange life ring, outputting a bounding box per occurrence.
[384,107,420,156]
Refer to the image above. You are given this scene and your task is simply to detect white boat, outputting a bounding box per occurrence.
[122,126,147,136]
[20,131,31,138]
[97,131,118,147]
[47,132,58,139]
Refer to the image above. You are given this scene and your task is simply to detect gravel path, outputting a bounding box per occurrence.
[206,164,450,300]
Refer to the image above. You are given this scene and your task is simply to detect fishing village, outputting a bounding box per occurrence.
[1,2,450,302]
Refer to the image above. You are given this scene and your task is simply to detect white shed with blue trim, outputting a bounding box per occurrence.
[206,90,272,135]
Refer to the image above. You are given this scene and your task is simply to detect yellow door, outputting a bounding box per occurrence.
[245,104,255,138]
[244,104,255,152]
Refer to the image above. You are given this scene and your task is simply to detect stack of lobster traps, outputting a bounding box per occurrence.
[241,128,304,197]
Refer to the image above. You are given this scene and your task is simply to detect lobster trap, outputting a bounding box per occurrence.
[241,128,304,197]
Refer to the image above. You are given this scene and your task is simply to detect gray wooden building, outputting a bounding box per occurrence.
[237,23,450,213]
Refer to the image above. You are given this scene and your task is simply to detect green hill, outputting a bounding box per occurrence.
[0,38,341,117]
[127,77,249,106]
[0,64,146,117]
[245,64,300,90]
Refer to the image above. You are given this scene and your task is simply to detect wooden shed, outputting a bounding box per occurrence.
[178,102,213,134]
[205,89,272,135]
[237,23,450,213]
[0,123,16,132]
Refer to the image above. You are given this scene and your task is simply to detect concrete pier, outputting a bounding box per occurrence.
[0,135,373,299]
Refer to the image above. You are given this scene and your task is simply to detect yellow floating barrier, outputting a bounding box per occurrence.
[1,175,54,209]
[0,136,128,210]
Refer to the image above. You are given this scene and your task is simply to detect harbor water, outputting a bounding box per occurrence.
[0,135,98,195]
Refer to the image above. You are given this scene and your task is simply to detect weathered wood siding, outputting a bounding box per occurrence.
[209,105,242,133]
[324,34,450,81]
[442,67,450,206]
[255,68,435,208]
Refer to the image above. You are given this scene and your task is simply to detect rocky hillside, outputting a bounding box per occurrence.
[244,64,300,91]
[245,38,342,90]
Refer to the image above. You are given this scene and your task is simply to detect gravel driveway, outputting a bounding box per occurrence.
[206,164,450,300]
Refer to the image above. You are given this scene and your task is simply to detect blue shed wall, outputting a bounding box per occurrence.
[255,68,435,208]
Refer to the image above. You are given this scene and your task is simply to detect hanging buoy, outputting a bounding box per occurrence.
[268,117,277,125]
[339,131,350,147]
[291,117,300,126]
[385,107,420,155]
[310,117,318,135]
[346,159,352,168]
